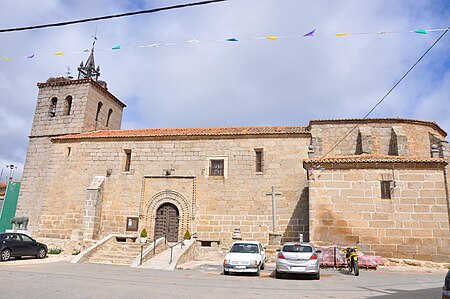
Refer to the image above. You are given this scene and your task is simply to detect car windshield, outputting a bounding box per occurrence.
[283,245,313,253]
[230,243,259,253]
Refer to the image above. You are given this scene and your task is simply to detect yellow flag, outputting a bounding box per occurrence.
[54,52,65,56]
[336,33,349,37]
[265,36,277,40]
[2,57,11,61]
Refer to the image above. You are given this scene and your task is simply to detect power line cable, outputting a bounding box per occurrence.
[321,26,450,160]
[0,0,226,33]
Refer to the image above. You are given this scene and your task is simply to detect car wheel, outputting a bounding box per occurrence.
[37,247,47,259]
[314,271,320,280]
[223,269,229,275]
[1,249,11,261]
[255,267,261,276]
[275,270,282,279]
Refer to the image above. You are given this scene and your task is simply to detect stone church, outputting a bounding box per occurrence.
[16,51,450,263]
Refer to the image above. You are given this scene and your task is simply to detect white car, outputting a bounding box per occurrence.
[223,241,266,276]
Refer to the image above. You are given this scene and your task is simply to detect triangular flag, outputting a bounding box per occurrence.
[27,54,35,59]
[54,52,65,56]
[185,39,199,44]
[336,33,349,37]
[2,57,11,61]
[414,29,427,34]
[265,36,277,40]
[226,38,238,42]
[83,48,90,52]
[303,29,316,37]
[112,45,121,50]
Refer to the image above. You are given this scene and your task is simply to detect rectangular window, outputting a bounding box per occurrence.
[124,149,132,172]
[381,181,392,199]
[255,149,263,172]
[210,160,224,176]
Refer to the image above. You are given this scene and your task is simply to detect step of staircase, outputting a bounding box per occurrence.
[85,240,146,266]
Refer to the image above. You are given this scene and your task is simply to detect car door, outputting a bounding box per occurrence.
[259,243,266,263]
[4,234,23,256]
[18,234,38,256]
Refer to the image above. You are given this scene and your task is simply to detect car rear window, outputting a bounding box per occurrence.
[283,245,313,252]
[230,243,259,253]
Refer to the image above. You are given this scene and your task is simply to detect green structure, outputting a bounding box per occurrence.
[0,182,21,232]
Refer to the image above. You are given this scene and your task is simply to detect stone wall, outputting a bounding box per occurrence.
[308,166,450,263]
[16,137,54,235]
[309,120,446,158]
[17,79,124,239]
[40,135,311,246]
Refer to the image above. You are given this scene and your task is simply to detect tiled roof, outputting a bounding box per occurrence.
[309,118,446,137]
[52,126,310,141]
[0,182,7,197]
[304,154,447,164]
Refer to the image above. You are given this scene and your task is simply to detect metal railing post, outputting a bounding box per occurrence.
[140,245,143,265]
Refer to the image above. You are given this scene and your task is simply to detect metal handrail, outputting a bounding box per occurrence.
[169,240,185,264]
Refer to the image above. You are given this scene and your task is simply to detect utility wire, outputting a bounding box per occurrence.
[321,26,450,160]
[0,0,227,33]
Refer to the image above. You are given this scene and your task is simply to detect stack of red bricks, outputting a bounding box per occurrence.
[317,246,383,268]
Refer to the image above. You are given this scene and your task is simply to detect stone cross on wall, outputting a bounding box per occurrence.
[266,186,282,234]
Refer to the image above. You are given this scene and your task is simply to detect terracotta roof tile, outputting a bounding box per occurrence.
[52,126,309,141]
[0,182,7,197]
[304,154,447,164]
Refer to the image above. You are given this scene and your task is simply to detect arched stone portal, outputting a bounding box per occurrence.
[144,190,191,242]
[154,203,179,242]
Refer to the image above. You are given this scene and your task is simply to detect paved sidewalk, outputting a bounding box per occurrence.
[141,240,194,270]
[0,253,73,266]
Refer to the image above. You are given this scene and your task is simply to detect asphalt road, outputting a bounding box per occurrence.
[0,258,446,299]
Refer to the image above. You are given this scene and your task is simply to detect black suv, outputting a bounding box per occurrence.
[0,233,47,261]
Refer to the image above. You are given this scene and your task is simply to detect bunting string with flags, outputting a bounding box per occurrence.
[1,27,448,62]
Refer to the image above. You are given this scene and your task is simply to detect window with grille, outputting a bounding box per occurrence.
[210,160,224,176]
[124,149,132,172]
[381,181,392,199]
[255,149,263,173]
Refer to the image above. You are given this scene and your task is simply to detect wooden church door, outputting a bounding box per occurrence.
[154,203,179,242]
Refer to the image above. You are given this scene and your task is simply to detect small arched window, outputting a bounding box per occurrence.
[95,101,103,121]
[64,96,72,116]
[49,97,57,117]
[106,108,113,127]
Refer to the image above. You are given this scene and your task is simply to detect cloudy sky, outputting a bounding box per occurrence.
[0,0,449,180]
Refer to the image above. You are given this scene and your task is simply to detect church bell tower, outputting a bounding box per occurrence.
[16,43,126,236]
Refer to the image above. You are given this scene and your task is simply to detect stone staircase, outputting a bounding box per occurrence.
[85,239,147,265]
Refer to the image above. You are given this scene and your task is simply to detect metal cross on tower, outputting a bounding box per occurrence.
[266,186,282,234]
